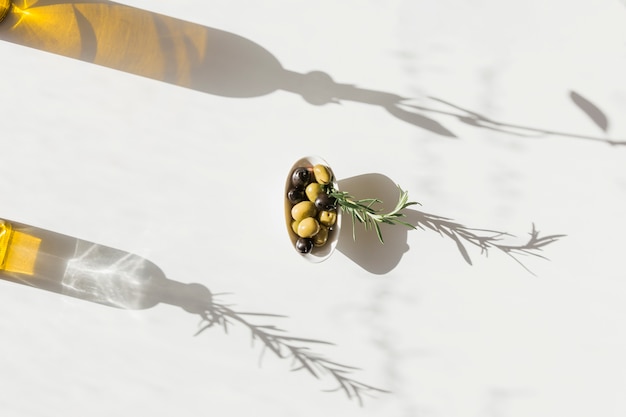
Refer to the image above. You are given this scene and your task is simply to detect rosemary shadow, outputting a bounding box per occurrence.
[337,174,564,275]
[0,219,385,404]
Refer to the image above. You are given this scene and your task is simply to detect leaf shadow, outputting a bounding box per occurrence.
[569,90,609,132]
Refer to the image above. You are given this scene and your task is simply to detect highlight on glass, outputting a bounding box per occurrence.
[0,0,12,23]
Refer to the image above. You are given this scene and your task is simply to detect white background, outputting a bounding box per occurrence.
[2,1,626,416]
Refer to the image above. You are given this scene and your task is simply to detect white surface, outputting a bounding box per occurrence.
[1,0,626,416]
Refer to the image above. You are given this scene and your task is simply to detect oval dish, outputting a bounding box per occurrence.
[284,156,341,263]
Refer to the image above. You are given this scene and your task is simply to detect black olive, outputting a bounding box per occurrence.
[287,188,305,204]
[291,167,311,188]
[314,192,337,211]
[295,237,313,254]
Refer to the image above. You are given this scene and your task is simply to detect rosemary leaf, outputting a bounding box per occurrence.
[330,185,419,244]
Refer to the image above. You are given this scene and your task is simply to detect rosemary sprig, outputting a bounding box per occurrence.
[329,185,419,243]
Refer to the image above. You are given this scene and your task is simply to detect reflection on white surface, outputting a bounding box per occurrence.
[62,241,156,309]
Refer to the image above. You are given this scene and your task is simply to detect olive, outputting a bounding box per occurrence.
[291,167,311,188]
[314,192,336,211]
[313,225,329,246]
[291,201,317,221]
[295,238,313,254]
[287,188,305,204]
[291,219,300,235]
[305,183,323,202]
[313,164,331,185]
[297,217,320,238]
[318,210,337,227]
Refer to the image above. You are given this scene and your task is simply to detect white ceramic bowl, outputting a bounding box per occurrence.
[284,156,341,263]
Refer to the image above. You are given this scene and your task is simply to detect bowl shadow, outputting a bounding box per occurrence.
[337,173,414,275]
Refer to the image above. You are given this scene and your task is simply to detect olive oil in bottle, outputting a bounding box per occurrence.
[0,0,11,23]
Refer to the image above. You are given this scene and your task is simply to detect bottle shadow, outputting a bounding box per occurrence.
[0,218,384,403]
[1,0,620,143]
[0,0,459,138]
[0,220,214,313]
[337,174,564,275]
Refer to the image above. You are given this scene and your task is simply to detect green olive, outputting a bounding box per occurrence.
[313,164,332,185]
[297,217,320,238]
[291,201,317,221]
[291,219,300,235]
[313,225,329,246]
[305,182,323,202]
[318,210,337,227]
